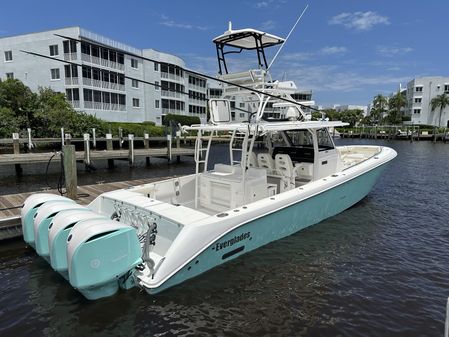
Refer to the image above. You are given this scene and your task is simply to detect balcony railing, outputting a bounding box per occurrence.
[69,100,80,109]
[81,78,125,91]
[189,98,207,105]
[64,52,77,61]
[189,84,207,92]
[83,101,125,111]
[161,90,182,99]
[162,108,185,115]
[81,53,125,71]
[161,72,183,81]
[65,77,79,85]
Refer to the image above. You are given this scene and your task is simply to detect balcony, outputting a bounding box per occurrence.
[162,108,185,115]
[161,90,182,99]
[81,53,125,71]
[64,52,77,61]
[189,98,207,105]
[82,78,125,91]
[65,77,79,86]
[69,100,80,109]
[83,101,126,111]
[189,84,207,92]
[161,72,183,82]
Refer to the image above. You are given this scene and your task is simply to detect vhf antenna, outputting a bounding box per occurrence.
[267,4,309,70]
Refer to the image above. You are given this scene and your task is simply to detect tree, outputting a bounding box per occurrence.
[339,109,363,127]
[370,94,388,124]
[0,78,37,129]
[0,107,20,137]
[430,93,449,127]
[387,90,407,125]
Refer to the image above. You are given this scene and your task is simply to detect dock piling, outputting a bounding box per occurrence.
[106,133,114,168]
[63,145,77,200]
[119,128,123,149]
[83,133,91,167]
[92,128,97,149]
[128,134,135,167]
[144,133,150,165]
[167,135,172,162]
[12,133,22,174]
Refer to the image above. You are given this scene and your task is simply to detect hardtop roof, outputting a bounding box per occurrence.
[213,28,285,50]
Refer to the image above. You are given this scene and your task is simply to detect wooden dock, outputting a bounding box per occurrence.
[0,176,173,241]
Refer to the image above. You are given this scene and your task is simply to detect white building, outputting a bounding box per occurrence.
[0,27,207,125]
[405,76,449,127]
[333,104,368,116]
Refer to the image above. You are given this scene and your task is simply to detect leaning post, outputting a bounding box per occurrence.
[63,145,78,200]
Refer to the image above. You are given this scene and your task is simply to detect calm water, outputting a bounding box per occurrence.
[1,139,449,337]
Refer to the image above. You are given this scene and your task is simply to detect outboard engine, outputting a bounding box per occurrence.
[48,209,107,279]
[66,219,142,300]
[33,201,86,261]
[21,194,72,247]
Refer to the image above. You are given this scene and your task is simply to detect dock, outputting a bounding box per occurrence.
[0,132,195,173]
[0,176,173,241]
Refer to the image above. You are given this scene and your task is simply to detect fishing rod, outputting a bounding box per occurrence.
[53,34,321,112]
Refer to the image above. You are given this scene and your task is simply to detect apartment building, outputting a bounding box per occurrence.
[0,27,207,125]
[405,76,449,127]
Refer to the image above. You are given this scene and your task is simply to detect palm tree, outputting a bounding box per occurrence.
[430,93,449,127]
[388,90,407,125]
[371,94,388,124]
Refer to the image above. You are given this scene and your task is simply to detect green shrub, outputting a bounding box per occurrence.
[163,114,200,126]
[107,122,164,137]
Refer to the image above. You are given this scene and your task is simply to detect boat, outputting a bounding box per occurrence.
[20,24,397,300]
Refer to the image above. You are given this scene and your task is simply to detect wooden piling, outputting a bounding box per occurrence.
[63,145,77,200]
[118,128,123,149]
[167,135,172,162]
[106,133,114,168]
[144,133,150,165]
[128,134,135,167]
[12,133,22,174]
[65,133,72,145]
[83,133,91,166]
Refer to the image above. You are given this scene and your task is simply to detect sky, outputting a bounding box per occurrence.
[1,0,448,107]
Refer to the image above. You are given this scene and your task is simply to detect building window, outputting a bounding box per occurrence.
[50,68,60,80]
[131,58,138,69]
[6,73,14,79]
[4,51,12,62]
[155,81,160,90]
[132,79,139,88]
[155,100,160,108]
[49,44,59,56]
[154,63,159,71]
[415,86,423,92]
[413,109,421,114]
[239,103,245,108]
[133,98,140,107]
[414,97,422,103]
[445,84,449,93]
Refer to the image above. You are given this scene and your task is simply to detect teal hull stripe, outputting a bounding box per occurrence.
[149,164,385,294]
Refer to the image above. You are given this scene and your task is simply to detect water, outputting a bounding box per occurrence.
[1,139,449,336]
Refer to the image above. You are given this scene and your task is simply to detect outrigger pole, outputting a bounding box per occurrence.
[267,4,309,70]
[47,33,322,113]
[20,50,255,115]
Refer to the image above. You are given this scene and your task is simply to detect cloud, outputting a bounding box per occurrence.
[377,46,413,57]
[254,0,287,9]
[160,15,208,31]
[280,46,347,61]
[320,46,347,55]
[329,11,390,31]
[260,20,276,30]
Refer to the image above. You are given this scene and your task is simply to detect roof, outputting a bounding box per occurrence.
[183,121,348,133]
[212,28,285,50]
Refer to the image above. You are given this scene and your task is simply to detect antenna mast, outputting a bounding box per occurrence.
[267,4,309,70]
